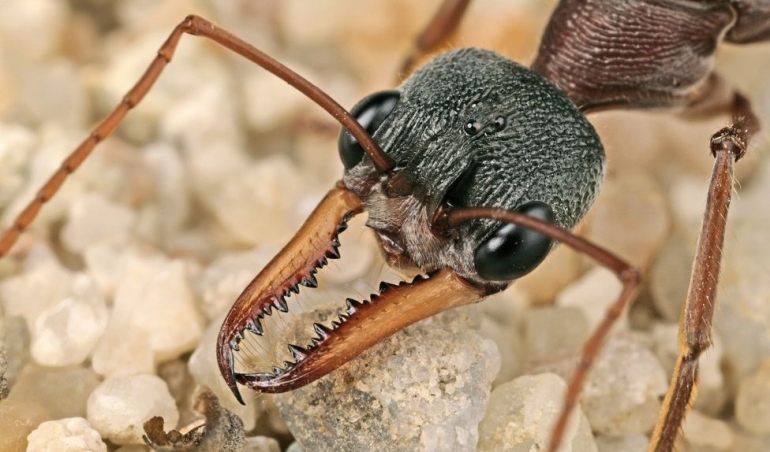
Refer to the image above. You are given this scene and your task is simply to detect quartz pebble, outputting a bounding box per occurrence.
[91,254,203,376]
[245,436,281,452]
[7,364,100,420]
[681,411,733,451]
[585,171,669,270]
[0,312,7,399]
[556,266,625,332]
[1,1,769,451]
[0,399,50,452]
[208,155,308,247]
[595,434,649,452]
[524,306,589,368]
[581,336,667,436]
[649,232,692,322]
[195,248,277,320]
[0,122,36,207]
[0,314,29,391]
[26,417,107,452]
[479,288,527,386]
[60,193,136,254]
[477,373,597,452]
[87,374,179,445]
[275,307,500,452]
[30,274,108,366]
[735,361,770,435]
[0,0,70,64]
[0,245,74,332]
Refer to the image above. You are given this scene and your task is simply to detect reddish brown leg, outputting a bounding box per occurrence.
[446,208,641,452]
[682,73,761,139]
[648,123,747,452]
[0,15,394,259]
[399,0,473,78]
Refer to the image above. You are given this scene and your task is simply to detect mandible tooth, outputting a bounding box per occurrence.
[313,323,332,339]
[378,281,396,293]
[345,298,362,315]
[246,319,263,335]
[300,275,318,288]
[287,344,309,361]
[273,297,289,313]
[327,247,341,259]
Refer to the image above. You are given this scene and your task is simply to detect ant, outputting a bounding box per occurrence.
[0,1,767,451]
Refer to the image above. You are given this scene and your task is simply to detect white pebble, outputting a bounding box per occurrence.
[649,233,692,322]
[681,411,733,451]
[524,306,589,367]
[87,374,179,445]
[735,361,770,435]
[26,417,106,452]
[61,193,136,254]
[0,0,69,63]
[208,155,307,247]
[595,434,649,452]
[135,143,190,243]
[585,171,669,269]
[241,58,318,132]
[195,248,276,320]
[30,274,107,366]
[556,266,626,332]
[18,59,89,128]
[91,254,203,376]
[99,28,229,143]
[245,436,281,452]
[478,373,597,452]
[0,245,73,331]
[0,122,36,207]
[582,336,667,435]
[159,82,248,198]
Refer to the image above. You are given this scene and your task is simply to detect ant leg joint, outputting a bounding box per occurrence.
[710,124,748,161]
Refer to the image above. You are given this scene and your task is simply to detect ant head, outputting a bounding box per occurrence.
[341,48,605,288]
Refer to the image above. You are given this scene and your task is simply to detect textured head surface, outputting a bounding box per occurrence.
[343,48,605,285]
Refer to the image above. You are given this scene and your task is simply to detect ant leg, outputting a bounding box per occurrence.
[648,123,747,452]
[399,0,472,77]
[0,15,394,259]
[445,208,641,452]
[682,72,761,139]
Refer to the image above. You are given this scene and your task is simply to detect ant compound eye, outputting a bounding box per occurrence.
[338,90,400,169]
[474,201,554,281]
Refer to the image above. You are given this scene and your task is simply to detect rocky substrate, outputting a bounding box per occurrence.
[1,1,770,451]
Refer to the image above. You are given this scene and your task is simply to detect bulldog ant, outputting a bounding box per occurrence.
[0,1,767,451]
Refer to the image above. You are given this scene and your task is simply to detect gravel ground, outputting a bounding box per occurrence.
[1,1,770,451]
